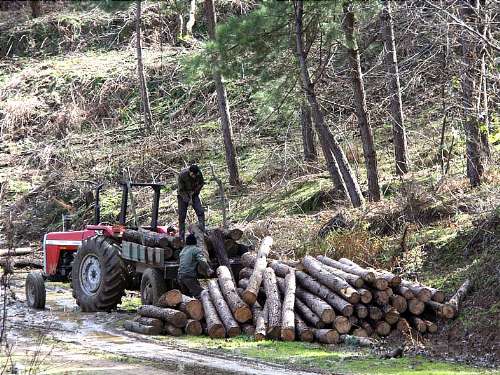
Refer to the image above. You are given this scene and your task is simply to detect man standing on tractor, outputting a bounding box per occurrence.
[177,164,205,241]
[177,233,213,298]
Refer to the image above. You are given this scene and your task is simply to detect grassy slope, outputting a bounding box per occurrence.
[0,2,499,371]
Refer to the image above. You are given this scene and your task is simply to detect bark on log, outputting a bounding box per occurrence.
[368,306,382,321]
[357,288,372,304]
[313,328,340,344]
[373,290,389,305]
[394,285,414,299]
[315,255,375,282]
[341,334,374,346]
[426,300,455,319]
[158,289,183,307]
[263,268,281,339]
[164,324,183,336]
[200,289,225,338]
[447,279,471,315]
[209,229,233,277]
[360,321,374,336]
[428,287,446,303]
[317,256,364,288]
[424,319,438,333]
[185,319,203,335]
[336,258,388,290]
[190,223,210,259]
[241,252,257,268]
[208,279,241,336]
[257,236,273,257]
[137,305,187,327]
[396,318,411,333]
[123,320,161,335]
[0,259,42,270]
[377,270,401,287]
[242,257,267,305]
[133,316,164,329]
[295,271,353,316]
[0,248,33,257]
[354,304,368,319]
[241,323,256,336]
[334,316,352,334]
[281,269,296,341]
[223,228,244,241]
[352,328,369,338]
[252,301,267,341]
[295,298,324,328]
[239,267,253,280]
[295,286,335,324]
[390,294,407,313]
[295,315,314,342]
[269,260,294,278]
[381,304,400,325]
[374,321,391,336]
[123,229,182,249]
[217,266,252,323]
[408,298,425,315]
[302,256,360,304]
[179,294,204,321]
[400,280,432,302]
[409,316,427,333]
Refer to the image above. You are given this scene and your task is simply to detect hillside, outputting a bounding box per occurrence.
[0,0,498,369]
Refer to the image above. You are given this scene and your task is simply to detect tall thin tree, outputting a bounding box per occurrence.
[136,0,154,131]
[294,0,364,207]
[381,0,409,175]
[342,1,381,202]
[300,102,317,162]
[205,0,241,186]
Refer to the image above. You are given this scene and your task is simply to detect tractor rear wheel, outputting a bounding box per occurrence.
[26,271,46,309]
[140,268,167,306]
[72,236,126,312]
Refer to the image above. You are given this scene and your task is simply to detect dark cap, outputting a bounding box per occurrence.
[189,165,200,174]
[186,233,197,245]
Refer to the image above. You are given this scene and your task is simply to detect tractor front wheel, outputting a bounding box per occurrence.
[72,236,126,312]
[25,271,46,309]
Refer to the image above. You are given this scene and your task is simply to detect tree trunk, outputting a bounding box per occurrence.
[136,0,154,131]
[134,316,164,329]
[204,0,240,186]
[185,0,197,37]
[447,278,471,315]
[337,258,387,289]
[342,1,381,201]
[293,0,364,207]
[295,315,314,342]
[320,256,375,283]
[426,300,455,319]
[357,288,372,304]
[389,294,407,313]
[394,286,414,300]
[217,265,252,323]
[123,320,161,335]
[158,289,183,307]
[29,0,41,18]
[400,280,432,302]
[294,298,324,328]
[179,294,204,321]
[427,287,445,303]
[294,285,335,324]
[200,290,225,338]
[313,328,340,344]
[317,256,364,288]
[123,229,182,249]
[242,238,272,304]
[137,305,187,327]
[207,279,240,336]
[302,256,360,303]
[381,0,409,175]
[334,316,351,334]
[262,268,282,339]
[185,319,203,335]
[281,269,296,341]
[208,229,233,275]
[252,301,267,341]
[190,223,210,259]
[269,260,294,278]
[0,248,33,257]
[459,0,484,186]
[300,102,317,162]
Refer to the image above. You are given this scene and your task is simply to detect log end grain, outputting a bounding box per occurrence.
[185,319,203,336]
[281,328,295,342]
[234,306,253,324]
[334,316,352,334]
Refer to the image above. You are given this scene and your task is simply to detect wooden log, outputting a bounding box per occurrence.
[400,280,432,302]
[123,320,161,335]
[0,259,42,270]
[381,304,400,325]
[242,257,267,305]
[394,285,414,299]
[341,334,374,346]
[357,288,372,304]
[396,318,411,333]
[352,328,368,338]
[409,316,427,333]
[386,287,394,297]
[158,289,183,307]
[263,268,281,339]
[373,290,389,305]
[223,239,239,257]
[316,255,375,282]
[123,229,182,249]
[408,298,425,315]
[295,271,353,316]
[217,266,252,323]
[137,305,187,328]
[239,267,253,280]
[133,316,164,329]
[426,300,455,319]
[360,321,374,336]
[390,294,407,313]
[269,259,294,278]
[447,279,471,315]
[424,319,438,333]
[164,324,183,336]
[200,289,225,338]
[302,256,360,304]
[223,228,244,241]
[295,298,324,328]
[0,248,33,257]
[375,270,401,287]
[209,229,233,277]
[368,306,382,321]
[281,269,296,341]
[257,236,273,257]
[241,252,257,268]
[374,321,391,336]
[252,301,267,341]
[337,258,389,289]
[185,319,203,335]
[208,279,241,336]
[354,304,368,319]
[179,294,204,321]
[334,316,351,334]
[317,256,364,287]
[313,328,340,344]
[428,287,445,303]
[241,323,256,336]
[295,286,335,324]
[295,315,314,342]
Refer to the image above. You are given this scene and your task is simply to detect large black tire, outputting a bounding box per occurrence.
[140,268,167,306]
[25,272,46,309]
[72,236,126,312]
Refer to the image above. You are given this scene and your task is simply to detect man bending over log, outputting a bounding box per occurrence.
[178,234,213,298]
[177,164,205,241]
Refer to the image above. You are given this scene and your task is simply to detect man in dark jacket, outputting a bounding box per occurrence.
[177,164,205,241]
[177,234,213,298]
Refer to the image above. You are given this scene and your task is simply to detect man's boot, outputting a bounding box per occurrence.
[178,223,186,242]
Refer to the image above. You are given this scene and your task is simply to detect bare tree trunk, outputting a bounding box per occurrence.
[459,0,484,186]
[343,2,380,202]
[204,0,241,186]
[300,102,317,162]
[381,0,409,176]
[29,0,41,18]
[136,0,154,132]
[186,0,197,38]
[478,4,491,159]
[293,1,364,208]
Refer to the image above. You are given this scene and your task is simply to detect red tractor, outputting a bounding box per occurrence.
[25,182,243,311]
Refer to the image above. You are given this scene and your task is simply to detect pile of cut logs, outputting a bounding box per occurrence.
[125,235,470,344]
